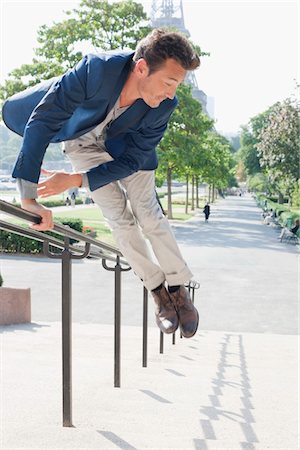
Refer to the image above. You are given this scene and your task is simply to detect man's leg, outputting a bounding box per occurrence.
[121,170,193,287]
[90,181,179,334]
[64,143,179,334]
[121,170,199,338]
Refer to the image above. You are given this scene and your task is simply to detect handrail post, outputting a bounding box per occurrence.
[192,286,195,304]
[43,240,90,428]
[159,331,164,354]
[114,256,121,388]
[61,236,73,427]
[102,257,130,388]
[142,287,148,367]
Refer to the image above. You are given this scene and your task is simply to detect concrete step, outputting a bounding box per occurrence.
[1,322,298,449]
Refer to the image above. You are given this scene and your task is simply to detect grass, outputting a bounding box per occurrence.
[53,199,198,245]
[53,207,116,246]
[160,197,205,220]
[1,194,200,246]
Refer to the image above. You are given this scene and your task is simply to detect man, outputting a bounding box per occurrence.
[203,203,210,222]
[2,29,199,338]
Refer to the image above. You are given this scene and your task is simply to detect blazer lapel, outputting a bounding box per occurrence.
[107,99,150,137]
[106,59,132,115]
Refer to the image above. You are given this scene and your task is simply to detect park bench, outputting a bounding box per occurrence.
[279,227,300,245]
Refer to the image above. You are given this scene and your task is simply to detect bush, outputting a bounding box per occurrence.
[0,217,83,254]
[256,194,300,227]
[13,198,84,208]
[291,181,300,207]
[0,272,3,286]
[278,211,300,228]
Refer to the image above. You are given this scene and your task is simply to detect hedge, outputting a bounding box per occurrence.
[13,198,84,208]
[0,217,83,254]
[256,194,300,227]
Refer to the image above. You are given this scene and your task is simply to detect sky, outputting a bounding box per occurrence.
[0,0,298,134]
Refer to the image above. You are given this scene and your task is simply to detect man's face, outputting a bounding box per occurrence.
[137,58,187,108]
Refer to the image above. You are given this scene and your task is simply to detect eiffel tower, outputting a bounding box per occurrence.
[150,0,208,114]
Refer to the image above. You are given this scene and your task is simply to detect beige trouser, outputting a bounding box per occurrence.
[64,141,193,290]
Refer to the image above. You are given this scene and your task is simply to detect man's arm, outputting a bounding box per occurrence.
[16,178,53,230]
[17,172,83,230]
[11,54,101,184]
[16,178,38,199]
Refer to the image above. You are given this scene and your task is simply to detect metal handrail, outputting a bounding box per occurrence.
[0,198,130,427]
[0,219,127,265]
[0,198,201,426]
[0,199,124,257]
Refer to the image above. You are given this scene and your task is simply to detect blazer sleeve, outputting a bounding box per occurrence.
[86,101,177,191]
[12,55,102,182]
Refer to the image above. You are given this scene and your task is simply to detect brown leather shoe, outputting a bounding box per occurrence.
[152,285,179,334]
[169,286,199,338]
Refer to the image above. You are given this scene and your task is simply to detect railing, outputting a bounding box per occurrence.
[0,199,200,426]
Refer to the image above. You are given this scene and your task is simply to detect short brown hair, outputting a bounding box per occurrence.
[134,29,200,74]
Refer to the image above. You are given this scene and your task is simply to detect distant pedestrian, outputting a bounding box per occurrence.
[70,192,76,208]
[203,203,210,222]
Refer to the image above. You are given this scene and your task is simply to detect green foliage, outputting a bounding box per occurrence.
[291,181,300,207]
[278,211,300,227]
[156,83,214,217]
[0,217,83,254]
[237,92,300,202]
[200,132,236,189]
[75,0,150,51]
[229,134,241,152]
[238,127,262,176]
[257,194,300,227]
[247,173,269,193]
[0,60,62,100]
[0,0,150,100]
[156,84,237,213]
[157,83,213,178]
[257,98,299,186]
[40,198,83,207]
[11,198,84,208]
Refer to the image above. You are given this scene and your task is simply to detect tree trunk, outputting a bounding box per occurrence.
[278,192,284,204]
[196,177,199,208]
[208,185,211,203]
[212,184,215,202]
[167,168,173,219]
[185,174,189,214]
[191,176,195,210]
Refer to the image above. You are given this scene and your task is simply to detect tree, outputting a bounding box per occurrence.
[201,132,236,201]
[238,125,262,176]
[156,84,213,218]
[74,0,150,51]
[247,173,269,193]
[257,98,299,202]
[0,0,150,101]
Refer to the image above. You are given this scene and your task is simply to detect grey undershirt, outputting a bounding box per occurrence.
[17,97,128,199]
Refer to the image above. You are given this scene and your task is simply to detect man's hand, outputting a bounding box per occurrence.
[37,169,82,198]
[21,198,54,231]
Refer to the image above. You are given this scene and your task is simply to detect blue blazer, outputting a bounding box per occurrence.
[2,51,177,191]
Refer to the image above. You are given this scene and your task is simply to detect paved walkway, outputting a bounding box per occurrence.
[0,194,298,449]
